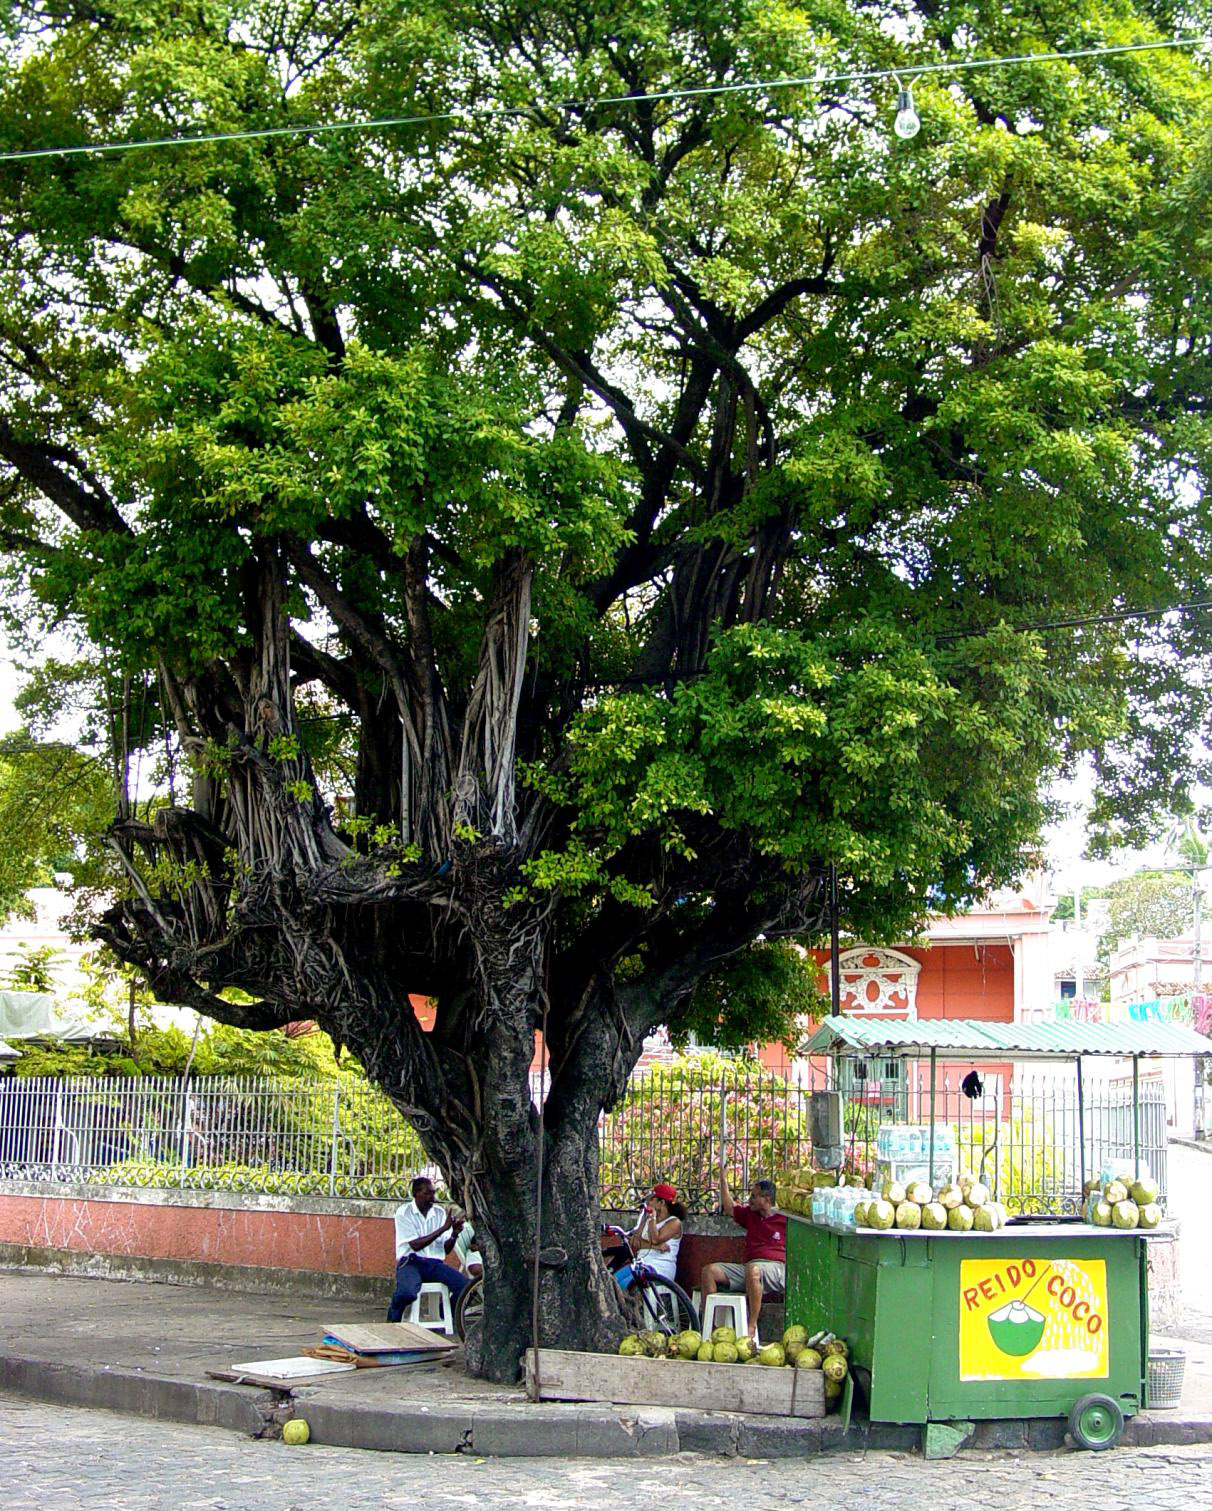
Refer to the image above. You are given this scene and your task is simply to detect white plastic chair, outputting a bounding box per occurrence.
[406,1281,456,1334]
[697,1290,753,1343]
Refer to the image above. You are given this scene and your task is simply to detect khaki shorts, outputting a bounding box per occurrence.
[716,1260,785,1296]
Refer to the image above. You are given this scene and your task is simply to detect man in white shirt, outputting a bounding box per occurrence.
[386,1174,472,1323]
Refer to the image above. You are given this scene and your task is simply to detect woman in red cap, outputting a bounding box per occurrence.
[629,1184,686,1283]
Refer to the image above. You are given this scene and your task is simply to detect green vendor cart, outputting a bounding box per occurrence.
[786,1015,1208,1451]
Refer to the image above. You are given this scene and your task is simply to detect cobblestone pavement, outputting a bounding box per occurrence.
[3,1394,1211,1510]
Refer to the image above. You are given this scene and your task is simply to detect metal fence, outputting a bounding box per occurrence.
[597,1062,1170,1215]
[834,1065,1168,1215]
[0,1062,1170,1212]
[0,1075,427,1199]
[598,1064,813,1212]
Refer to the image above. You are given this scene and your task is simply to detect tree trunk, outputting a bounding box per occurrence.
[426,951,627,1382]
[455,1097,624,1383]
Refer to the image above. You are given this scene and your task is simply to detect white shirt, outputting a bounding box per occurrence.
[636,1216,681,1282]
[394,1200,448,1262]
[643,1230,681,1282]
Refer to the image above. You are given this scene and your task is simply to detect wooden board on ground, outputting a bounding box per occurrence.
[224,1356,358,1386]
[525,1348,825,1418]
[321,1322,456,1355]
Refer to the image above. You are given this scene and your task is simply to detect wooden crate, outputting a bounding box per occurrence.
[525,1348,825,1418]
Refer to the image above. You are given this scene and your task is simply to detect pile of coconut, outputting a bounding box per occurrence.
[856,1171,1010,1232]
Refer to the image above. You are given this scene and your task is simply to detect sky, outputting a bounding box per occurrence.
[0,646,18,728]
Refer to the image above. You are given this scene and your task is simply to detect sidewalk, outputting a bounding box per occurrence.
[1,1270,1209,1459]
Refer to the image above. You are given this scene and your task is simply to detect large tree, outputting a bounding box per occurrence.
[2,2,1211,1376]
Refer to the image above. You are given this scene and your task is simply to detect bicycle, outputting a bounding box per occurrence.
[453,1231,699,1343]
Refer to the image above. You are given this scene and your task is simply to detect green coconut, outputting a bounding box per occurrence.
[711,1324,737,1346]
[713,1341,739,1364]
[1131,1178,1160,1207]
[697,1341,715,1362]
[895,1200,922,1230]
[947,1204,975,1231]
[1139,1202,1163,1229]
[758,1342,786,1367]
[1112,1199,1140,1229]
[676,1331,702,1359]
[921,1202,948,1231]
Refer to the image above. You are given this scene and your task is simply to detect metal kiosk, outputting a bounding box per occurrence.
[786,1016,1207,1451]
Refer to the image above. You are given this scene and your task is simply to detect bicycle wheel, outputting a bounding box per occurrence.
[631,1274,699,1337]
[455,1276,484,1342]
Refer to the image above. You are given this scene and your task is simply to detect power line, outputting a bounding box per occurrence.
[0,35,1206,164]
[935,598,1212,643]
[580,596,1212,687]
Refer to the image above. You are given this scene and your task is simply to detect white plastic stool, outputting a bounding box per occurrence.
[650,1285,681,1330]
[406,1281,455,1334]
[697,1290,754,1343]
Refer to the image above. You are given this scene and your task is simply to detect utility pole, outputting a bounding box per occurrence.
[1190,882,1196,1136]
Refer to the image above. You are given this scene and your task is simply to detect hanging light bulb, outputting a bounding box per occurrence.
[893,79,921,140]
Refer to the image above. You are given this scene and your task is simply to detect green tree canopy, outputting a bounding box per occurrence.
[1062,869,1202,960]
[0,735,115,918]
[1099,870,1199,958]
[2,0,1211,1375]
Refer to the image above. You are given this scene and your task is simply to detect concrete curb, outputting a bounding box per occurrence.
[2,1348,1210,1457]
[0,1353,277,1438]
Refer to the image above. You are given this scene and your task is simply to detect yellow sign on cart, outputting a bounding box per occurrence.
[959,1257,1109,1382]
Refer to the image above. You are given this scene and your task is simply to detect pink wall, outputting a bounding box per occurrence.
[0,1192,395,1278]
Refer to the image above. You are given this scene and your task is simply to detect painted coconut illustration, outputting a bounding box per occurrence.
[987,1299,1047,1357]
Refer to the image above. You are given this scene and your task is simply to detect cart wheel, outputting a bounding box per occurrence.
[1069,1393,1124,1451]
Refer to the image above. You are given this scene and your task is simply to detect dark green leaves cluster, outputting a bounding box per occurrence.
[2,0,1212,1044]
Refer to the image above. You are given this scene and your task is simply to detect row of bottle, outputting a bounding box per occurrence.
[811,1185,868,1229]
[875,1123,955,1160]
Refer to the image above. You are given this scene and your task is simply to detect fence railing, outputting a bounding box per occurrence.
[597,1063,1169,1215]
[831,1066,1168,1216]
[0,1062,1170,1213]
[0,1074,427,1200]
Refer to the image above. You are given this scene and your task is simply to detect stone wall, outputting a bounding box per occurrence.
[0,1185,750,1301]
[0,1180,395,1299]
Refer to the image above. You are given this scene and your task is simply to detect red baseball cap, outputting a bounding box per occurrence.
[652,1183,677,1203]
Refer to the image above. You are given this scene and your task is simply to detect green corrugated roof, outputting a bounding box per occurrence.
[800,1015,1210,1060]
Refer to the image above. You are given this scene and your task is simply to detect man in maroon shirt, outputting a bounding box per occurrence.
[698,1162,787,1340]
